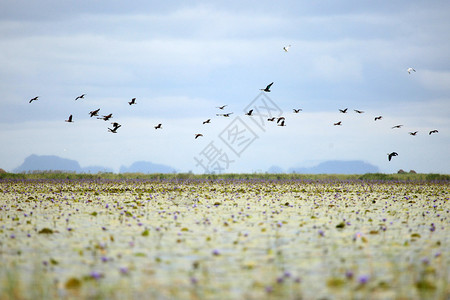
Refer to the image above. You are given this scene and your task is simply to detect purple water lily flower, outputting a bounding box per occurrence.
[358,274,370,284]
[90,271,103,280]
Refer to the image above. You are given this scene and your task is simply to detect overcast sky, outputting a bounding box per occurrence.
[1,0,449,174]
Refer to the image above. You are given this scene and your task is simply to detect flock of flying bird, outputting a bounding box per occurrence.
[28,45,439,163]
[29,94,137,133]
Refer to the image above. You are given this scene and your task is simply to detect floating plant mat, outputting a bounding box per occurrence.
[0,179,448,299]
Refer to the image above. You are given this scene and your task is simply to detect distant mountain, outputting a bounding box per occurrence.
[13,155,176,174]
[13,154,113,173]
[267,165,285,173]
[13,155,376,175]
[119,161,176,174]
[14,154,82,172]
[288,160,379,174]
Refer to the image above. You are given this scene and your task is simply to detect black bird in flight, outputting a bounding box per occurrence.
[108,127,120,133]
[111,122,121,130]
[429,130,439,135]
[392,125,403,129]
[277,117,285,124]
[409,131,418,136]
[339,108,348,113]
[374,116,383,121]
[267,117,276,122]
[217,105,227,110]
[154,123,162,129]
[260,82,273,92]
[65,115,73,123]
[29,96,39,103]
[216,113,233,117]
[293,109,302,113]
[128,98,136,105]
[89,109,100,117]
[388,152,398,161]
[277,120,286,127]
[75,94,86,101]
[334,121,342,126]
[245,109,254,116]
[354,109,364,114]
[203,119,211,124]
[195,134,203,139]
[98,113,113,121]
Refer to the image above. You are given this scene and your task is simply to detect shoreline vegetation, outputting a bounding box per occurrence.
[0,170,449,182]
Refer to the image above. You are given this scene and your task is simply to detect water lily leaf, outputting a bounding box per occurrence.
[415,279,436,290]
[38,228,53,234]
[327,277,345,287]
[65,277,82,289]
[336,222,345,229]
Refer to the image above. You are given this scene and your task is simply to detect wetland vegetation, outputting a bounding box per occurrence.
[0,173,448,299]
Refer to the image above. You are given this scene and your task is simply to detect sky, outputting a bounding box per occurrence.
[1,0,449,174]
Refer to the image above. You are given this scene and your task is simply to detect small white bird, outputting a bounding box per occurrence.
[283,45,291,52]
[407,67,416,74]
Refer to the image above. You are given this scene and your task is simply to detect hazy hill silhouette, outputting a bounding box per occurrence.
[14,155,177,174]
[288,160,379,174]
[119,161,175,173]
[13,155,378,175]
[267,165,285,173]
[14,154,114,173]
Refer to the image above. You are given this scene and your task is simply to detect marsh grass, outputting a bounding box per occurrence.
[0,171,449,182]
